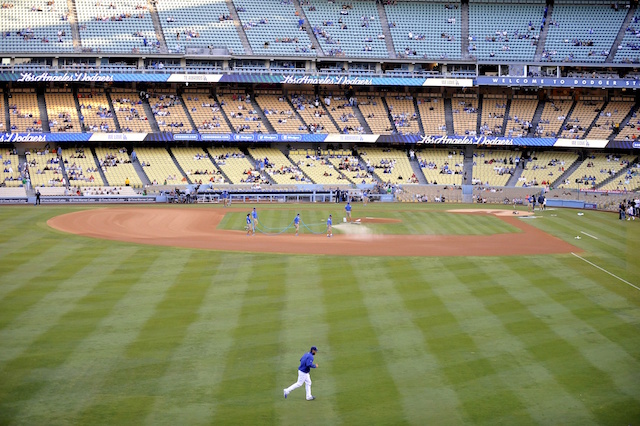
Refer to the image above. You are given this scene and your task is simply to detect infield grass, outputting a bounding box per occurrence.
[0,203,639,425]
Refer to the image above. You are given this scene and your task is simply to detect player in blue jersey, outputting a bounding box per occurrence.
[326,214,332,237]
[251,207,258,234]
[246,213,253,236]
[294,213,300,236]
[345,201,352,223]
[284,346,318,401]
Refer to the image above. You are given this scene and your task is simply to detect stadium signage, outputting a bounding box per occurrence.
[0,133,47,142]
[634,142,640,149]
[17,72,114,83]
[477,76,640,88]
[420,135,516,145]
[554,138,609,149]
[282,75,373,85]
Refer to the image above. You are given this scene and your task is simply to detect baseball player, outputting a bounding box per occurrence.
[283,346,318,401]
[345,202,352,223]
[251,208,258,234]
[246,213,253,236]
[326,214,332,237]
[294,213,300,236]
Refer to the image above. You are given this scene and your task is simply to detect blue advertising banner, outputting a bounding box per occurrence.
[417,135,558,146]
[476,76,640,88]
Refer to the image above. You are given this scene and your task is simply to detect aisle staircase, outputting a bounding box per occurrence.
[225,0,253,55]
[90,147,109,185]
[36,88,50,133]
[376,1,396,59]
[606,2,636,63]
[534,1,553,61]
[292,0,323,55]
[148,0,169,54]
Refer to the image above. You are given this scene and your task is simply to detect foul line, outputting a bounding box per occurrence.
[580,231,599,240]
[571,252,640,292]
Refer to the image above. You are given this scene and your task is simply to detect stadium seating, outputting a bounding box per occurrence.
[148,91,194,133]
[416,148,464,185]
[359,147,418,184]
[26,151,65,187]
[395,184,463,203]
[76,0,158,53]
[77,89,117,132]
[613,6,640,63]
[416,94,446,137]
[468,0,544,61]
[385,93,420,135]
[451,93,478,136]
[247,147,308,184]
[505,95,537,138]
[136,147,186,185]
[559,97,604,139]
[81,185,139,196]
[384,1,462,60]
[183,89,231,133]
[479,94,507,136]
[111,89,152,133]
[586,98,635,140]
[254,91,306,134]
[289,91,338,133]
[61,147,104,187]
[45,88,81,133]
[0,89,5,132]
[324,150,377,184]
[536,96,573,138]
[304,0,388,58]
[558,152,635,189]
[472,149,516,186]
[233,0,315,56]
[218,90,263,133]
[0,186,27,196]
[95,147,143,187]
[171,147,226,184]
[322,93,365,134]
[156,0,244,54]
[517,150,578,187]
[8,88,42,132]
[542,0,627,63]
[0,153,23,187]
[208,147,263,184]
[288,149,350,184]
[598,163,640,191]
[0,0,74,53]
[357,93,394,134]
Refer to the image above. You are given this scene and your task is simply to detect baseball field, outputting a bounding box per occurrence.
[0,202,639,425]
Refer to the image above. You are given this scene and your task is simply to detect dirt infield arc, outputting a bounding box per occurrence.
[47,208,580,257]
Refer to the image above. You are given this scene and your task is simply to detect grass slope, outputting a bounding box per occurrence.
[0,204,638,425]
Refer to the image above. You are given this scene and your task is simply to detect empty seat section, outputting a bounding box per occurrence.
[111,89,152,133]
[218,91,263,133]
[322,93,364,134]
[559,97,604,139]
[386,93,420,135]
[183,89,231,133]
[171,147,226,184]
[416,148,464,185]
[586,99,634,139]
[207,147,262,184]
[359,147,417,184]
[290,91,338,133]
[542,0,627,63]
[76,0,158,53]
[62,147,104,187]
[535,97,572,138]
[156,0,244,54]
[0,153,23,187]
[416,94,446,136]
[148,91,194,133]
[247,147,308,184]
[233,0,314,56]
[517,150,577,187]
[95,147,143,187]
[305,0,388,58]
[469,0,544,61]
[8,88,42,132]
[26,151,65,187]
[324,150,377,184]
[598,163,640,192]
[136,147,185,185]
[505,95,537,137]
[472,149,516,186]
[45,88,81,133]
[385,1,461,60]
[479,94,507,136]
[254,91,306,134]
[559,152,635,189]
[613,7,640,63]
[77,89,117,132]
[451,93,478,136]
[357,93,394,134]
[289,149,350,184]
[0,0,74,53]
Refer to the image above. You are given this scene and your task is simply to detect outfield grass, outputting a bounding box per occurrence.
[0,203,639,425]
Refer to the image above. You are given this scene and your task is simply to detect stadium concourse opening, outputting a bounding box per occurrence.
[47,207,579,257]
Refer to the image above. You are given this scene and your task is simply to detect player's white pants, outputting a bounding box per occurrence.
[285,370,312,399]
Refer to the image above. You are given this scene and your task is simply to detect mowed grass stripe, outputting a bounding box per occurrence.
[410,258,536,425]
[356,258,466,425]
[472,257,638,425]
[144,253,257,425]
[319,257,407,425]
[0,245,138,364]
[0,241,106,331]
[454,258,595,425]
[15,250,191,425]
[277,257,339,426]
[0,251,153,425]
[211,256,288,424]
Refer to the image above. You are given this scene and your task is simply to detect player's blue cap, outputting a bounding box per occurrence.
[310,346,318,352]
